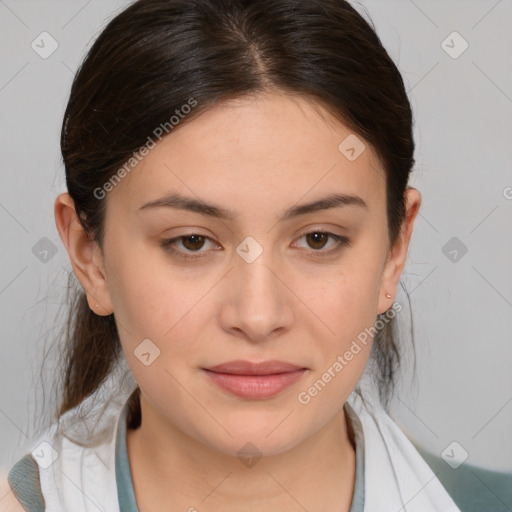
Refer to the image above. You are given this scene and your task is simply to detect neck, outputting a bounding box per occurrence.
[126,397,357,512]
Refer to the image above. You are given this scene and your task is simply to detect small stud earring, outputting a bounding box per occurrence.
[385,293,391,298]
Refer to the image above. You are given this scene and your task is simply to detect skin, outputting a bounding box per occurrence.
[55,91,421,511]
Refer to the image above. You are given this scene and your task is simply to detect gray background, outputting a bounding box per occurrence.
[1,0,511,482]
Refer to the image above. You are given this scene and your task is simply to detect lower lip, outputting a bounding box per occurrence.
[203,369,306,399]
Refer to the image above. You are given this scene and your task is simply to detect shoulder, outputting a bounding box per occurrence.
[1,372,136,512]
[1,457,44,512]
[347,390,462,511]
[414,444,512,512]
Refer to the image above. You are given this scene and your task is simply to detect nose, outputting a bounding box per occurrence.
[218,247,294,344]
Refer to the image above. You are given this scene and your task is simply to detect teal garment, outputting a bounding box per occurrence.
[7,454,45,512]
[414,443,512,512]
[115,401,366,512]
[115,401,140,512]
[349,406,366,512]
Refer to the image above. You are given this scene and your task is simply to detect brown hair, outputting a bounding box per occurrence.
[56,0,416,422]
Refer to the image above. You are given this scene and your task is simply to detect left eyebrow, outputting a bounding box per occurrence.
[138,192,368,222]
[280,193,368,222]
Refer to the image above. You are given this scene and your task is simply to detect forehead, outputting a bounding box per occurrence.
[110,92,385,217]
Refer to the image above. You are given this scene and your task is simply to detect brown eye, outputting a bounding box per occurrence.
[160,233,217,259]
[294,231,351,256]
[305,232,330,250]
[181,235,206,251]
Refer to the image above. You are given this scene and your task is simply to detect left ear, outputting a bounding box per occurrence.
[377,187,421,314]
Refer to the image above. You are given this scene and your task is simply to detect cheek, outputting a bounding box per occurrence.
[293,272,379,411]
[108,259,207,405]
[301,260,382,340]
[105,241,209,358]
[292,247,383,388]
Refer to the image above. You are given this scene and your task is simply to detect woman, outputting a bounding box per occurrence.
[5,0,461,510]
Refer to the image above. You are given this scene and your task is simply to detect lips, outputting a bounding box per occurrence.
[202,360,307,399]
[204,360,305,375]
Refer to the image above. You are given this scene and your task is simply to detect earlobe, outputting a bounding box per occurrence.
[377,187,421,314]
[54,192,114,316]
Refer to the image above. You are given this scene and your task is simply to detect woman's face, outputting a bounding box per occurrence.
[85,92,417,456]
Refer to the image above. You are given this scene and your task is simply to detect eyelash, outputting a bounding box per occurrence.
[159,231,351,260]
